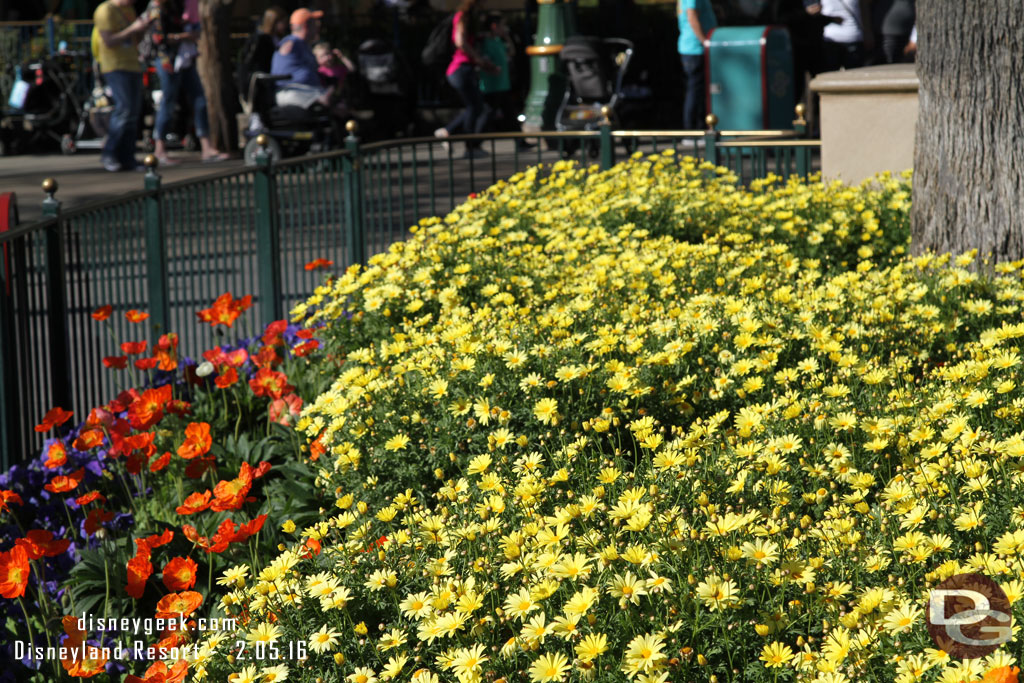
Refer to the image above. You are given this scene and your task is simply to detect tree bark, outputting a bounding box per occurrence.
[197,0,238,153]
[911,0,1024,261]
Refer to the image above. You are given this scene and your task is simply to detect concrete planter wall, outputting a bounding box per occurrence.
[810,63,918,183]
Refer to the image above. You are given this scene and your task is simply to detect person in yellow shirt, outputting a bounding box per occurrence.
[93,0,153,171]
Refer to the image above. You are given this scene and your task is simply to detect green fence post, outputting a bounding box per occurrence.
[599,106,614,171]
[142,155,170,335]
[0,192,20,470]
[40,178,72,417]
[343,121,366,266]
[794,103,810,178]
[703,113,719,177]
[253,135,283,323]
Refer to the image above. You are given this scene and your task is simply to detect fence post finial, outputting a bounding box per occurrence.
[41,178,60,217]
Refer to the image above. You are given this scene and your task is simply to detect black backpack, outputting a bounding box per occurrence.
[421,14,455,68]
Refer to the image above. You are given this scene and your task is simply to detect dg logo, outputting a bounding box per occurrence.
[927,573,1013,659]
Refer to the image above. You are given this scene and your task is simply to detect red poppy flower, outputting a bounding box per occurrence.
[102,355,129,369]
[210,463,254,512]
[125,309,150,323]
[72,429,104,451]
[233,514,268,543]
[120,340,148,355]
[128,385,172,431]
[175,490,212,516]
[149,451,172,472]
[296,328,315,339]
[253,461,272,479]
[162,556,198,591]
[44,440,68,468]
[262,320,288,346]
[156,591,203,619]
[84,508,114,536]
[249,368,293,399]
[166,399,191,417]
[0,490,23,513]
[253,345,282,369]
[154,333,179,371]
[91,305,113,321]
[293,339,320,357]
[177,422,211,460]
[140,529,174,550]
[45,468,85,494]
[196,293,252,328]
[268,393,303,425]
[35,406,73,433]
[125,451,147,475]
[135,357,159,371]
[17,529,71,559]
[300,537,322,559]
[304,258,334,271]
[125,431,157,456]
[184,456,215,480]
[75,490,106,506]
[0,545,30,598]
[214,367,238,388]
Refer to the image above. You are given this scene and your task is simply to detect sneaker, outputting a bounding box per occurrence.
[434,127,450,154]
[123,161,145,172]
[101,156,121,172]
[462,147,487,160]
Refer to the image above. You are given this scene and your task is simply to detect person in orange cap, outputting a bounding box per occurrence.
[271,7,329,107]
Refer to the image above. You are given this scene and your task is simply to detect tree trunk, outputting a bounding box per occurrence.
[197,0,238,153]
[911,1,1024,260]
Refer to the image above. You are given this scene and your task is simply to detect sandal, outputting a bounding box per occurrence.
[201,152,231,163]
[154,155,179,167]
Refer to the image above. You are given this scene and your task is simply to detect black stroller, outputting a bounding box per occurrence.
[555,36,634,139]
[1,52,88,155]
[346,39,416,141]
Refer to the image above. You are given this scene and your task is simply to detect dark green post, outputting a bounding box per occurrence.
[343,121,366,266]
[142,155,170,335]
[703,113,720,176]
[599,106,614,171]
[253,135,283,323]
[0,192,20,470]
[794,103,810,178]
[521,0,576,133]
[40,178,72,418]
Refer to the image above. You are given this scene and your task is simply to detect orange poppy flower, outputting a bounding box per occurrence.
[140,529,175,550]
[300,537,322,559]
[253,461,272,479]
[233,514,268,543]
[209,519,237,553]
[261,320,288,346]
[0,489,23,513]
[162,556,198,591]
[75,490,105,506]
[309,433,326,462]
[120,340,148,355]
[304,258,333,270]
[34,406,73,433]
[983,667,1020,683]
[214,367,238,389]
[72,429,105,451]
[293,339,320,357]
[156,590,203,619]
[125,309,149,323]
[44,440,68,468]
[61,646,108,678]
[268,393,302,425]
[45,468,85,494]
[177,422,212,459]
[128,385,172,431]
[175,490,212,516]
[253,345,282,369]
[0,545,30,598]
[135,357,159,371]
[90,305,113,321]
[154,333,179,371]
[84,508,114,536]
[249,368,293,399]
[196,293,252,328]
[210,462,254,512]
[127,660,189,683]
[149,451,172,473]
[126,543,154,600]
[17,529,71,559]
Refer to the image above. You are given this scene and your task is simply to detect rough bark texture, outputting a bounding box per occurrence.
[911,0,1024,260]
[197,0,238,153]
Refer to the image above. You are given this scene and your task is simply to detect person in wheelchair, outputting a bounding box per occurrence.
[270,7,332,110]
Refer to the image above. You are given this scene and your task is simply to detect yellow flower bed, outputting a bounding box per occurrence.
[194,154,1024,683]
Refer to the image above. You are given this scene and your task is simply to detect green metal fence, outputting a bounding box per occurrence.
[0,117,820,468]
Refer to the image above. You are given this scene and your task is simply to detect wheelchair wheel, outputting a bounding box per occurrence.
[243,136,282,166]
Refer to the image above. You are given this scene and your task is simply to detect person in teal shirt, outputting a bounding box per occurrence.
[677,0,716,129]
[478,13,531,149]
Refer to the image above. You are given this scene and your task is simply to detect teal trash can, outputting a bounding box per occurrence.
[706,26,794,130]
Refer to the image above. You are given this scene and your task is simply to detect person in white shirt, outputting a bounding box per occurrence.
[819,0,872,71]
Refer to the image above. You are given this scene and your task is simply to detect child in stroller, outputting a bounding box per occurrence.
[556,35,634,131]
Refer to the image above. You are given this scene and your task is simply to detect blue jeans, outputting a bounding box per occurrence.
[445,64,486,148]
[102,70,143,166]
[154,59,210,140]
[822,40,865,72]
[681,54,705,130]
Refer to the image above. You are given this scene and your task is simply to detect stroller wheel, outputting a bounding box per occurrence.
[243,136,282,166]
[60,134,76,156]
